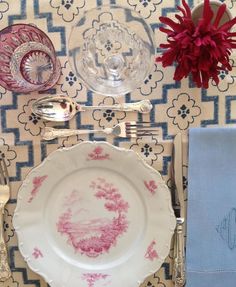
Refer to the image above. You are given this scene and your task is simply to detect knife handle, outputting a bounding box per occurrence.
[173,218,185,287]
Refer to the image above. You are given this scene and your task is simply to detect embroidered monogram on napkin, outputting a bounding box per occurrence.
[216,208,236,250]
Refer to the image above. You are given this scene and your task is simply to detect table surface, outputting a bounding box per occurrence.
[1,0,236,286]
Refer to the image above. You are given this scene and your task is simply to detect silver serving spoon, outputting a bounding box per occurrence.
[32,95,153,122]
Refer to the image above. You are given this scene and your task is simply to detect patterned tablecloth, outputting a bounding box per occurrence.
[1,0,236,286]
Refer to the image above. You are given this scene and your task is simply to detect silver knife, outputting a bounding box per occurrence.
[172,133,185,287]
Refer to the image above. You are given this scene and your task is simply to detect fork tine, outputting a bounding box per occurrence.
[142,132,159,136]
[2,156,9,186]
[136,133,159,137]
[126,125,157,131]
[138,129,159,132]
[126,126,155,130]
[126,130,159,136]
[0,157,5,185]
[124,121,159,138]
[126,122,156,127]
[126,133,159,138]
[0,155,9,186]
[126,130,159,135]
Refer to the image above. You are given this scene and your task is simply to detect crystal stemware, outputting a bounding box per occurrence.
[68,5,155,96]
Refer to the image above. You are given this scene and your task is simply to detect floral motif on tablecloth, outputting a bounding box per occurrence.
[0,85,6,100]
[0,0,9,20]
[130,136,164,166]
[167,93,201,130]
[18,99,46,136]
[3,208,14,243]
[4,277,19,287]
[92,97,126,128]
[227,0,236,9]
[145,276,165,287]
[61,136,83,148]
[138,64,164,96]
[127,0,162,19]
[0,138,17,166]
[211,59,236,92]
[50,0,85,22]
[58,61,83,98]
[183,165,188,191]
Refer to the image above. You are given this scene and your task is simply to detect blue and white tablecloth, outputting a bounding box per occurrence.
[0,0,236,286]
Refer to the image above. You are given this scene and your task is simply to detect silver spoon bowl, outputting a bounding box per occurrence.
[32,95,153,122]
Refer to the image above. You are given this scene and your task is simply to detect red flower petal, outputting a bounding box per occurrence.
[219,16,236,31]
[213,3,226,28]
[159,27,174,35]
[202,0,214,26]
[159,16,183,32]
[177,5,187,17]
[181,0,192,18]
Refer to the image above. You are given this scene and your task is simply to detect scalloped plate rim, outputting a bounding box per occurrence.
[13,141,176,287]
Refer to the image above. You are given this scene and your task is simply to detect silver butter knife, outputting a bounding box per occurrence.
[172,133,185,287]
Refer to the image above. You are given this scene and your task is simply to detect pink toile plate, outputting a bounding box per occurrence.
[13,141,176,287]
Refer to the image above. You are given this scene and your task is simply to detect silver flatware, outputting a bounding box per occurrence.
[171,133,185,287]
[0,154,11,281]
[42,121,158,141]
[32,95,153,122]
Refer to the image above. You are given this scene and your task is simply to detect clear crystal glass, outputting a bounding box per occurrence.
[68,5,155,96]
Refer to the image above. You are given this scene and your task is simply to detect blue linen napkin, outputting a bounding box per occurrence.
[186,127,236,287]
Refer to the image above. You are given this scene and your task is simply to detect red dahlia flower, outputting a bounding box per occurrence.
[156,0,236,88]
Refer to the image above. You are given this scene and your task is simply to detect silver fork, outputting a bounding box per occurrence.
[0,154,11,281]
[42,121,159,141]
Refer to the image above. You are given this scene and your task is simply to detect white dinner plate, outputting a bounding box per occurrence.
[13,141,176,287]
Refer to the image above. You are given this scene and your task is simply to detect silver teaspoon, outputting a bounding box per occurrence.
[32,95,153,122]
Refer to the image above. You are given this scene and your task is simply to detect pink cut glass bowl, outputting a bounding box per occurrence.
[0,24,61,93]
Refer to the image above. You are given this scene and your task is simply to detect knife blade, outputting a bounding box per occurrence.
[173,133,185,218]
[171,133,186,287]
